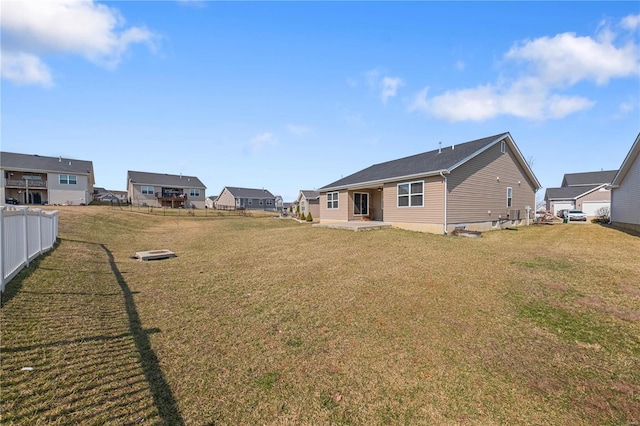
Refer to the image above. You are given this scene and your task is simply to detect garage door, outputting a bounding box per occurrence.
[553,202,573,216]
[582,202,610,217]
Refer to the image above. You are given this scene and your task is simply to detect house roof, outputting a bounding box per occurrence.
[300,190,320,200]
[222,186,275,199]
[611,133,640,187]
[561,170,618,187]
[207,195,218,201]
[1,151,94,175]
[127,171,206,189]
[319,133,540,191]
[544,184,603,201]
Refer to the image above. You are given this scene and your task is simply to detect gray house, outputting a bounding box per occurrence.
[1,151,95,205]
[318,132,541,234]
[610,133,640,233]
[215,186,277,211]
[127,171,207,209]
[544,170,617,217]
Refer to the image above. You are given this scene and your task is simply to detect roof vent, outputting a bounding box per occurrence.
[451,144,455,150]
[69,161,72,165]
[59,156,62,162]
[438,142,442,154]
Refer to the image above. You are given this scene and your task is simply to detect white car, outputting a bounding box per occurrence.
[567,210,587,221]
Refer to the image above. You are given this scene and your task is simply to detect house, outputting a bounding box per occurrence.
[297,190,320,220]
[544,170,617,217]
[610,133,640,233]
[127,171,207,209]
[1,152,95,205]
[215,187,277,211]
[93,187,127,203]
[318,132,541,234]
[205,195,218,209]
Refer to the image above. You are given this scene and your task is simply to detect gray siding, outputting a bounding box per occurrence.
[611,152,640,226]
[447,142,536,224]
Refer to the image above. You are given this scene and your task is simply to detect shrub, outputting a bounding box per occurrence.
[306,212,313,222]
[300,212,306,221]
[591,206,610,224]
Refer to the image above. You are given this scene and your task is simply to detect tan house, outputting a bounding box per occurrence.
[544,170,617,217]
[318,132,541,234]
[127,171,207,209]
[610,133,640,233]
[297,190,320,220]
[215,187,277,211]
[1,152,95,205]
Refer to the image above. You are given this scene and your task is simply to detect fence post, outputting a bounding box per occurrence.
[0,207,5,292]
[22,207,29,267]
[38,209,43,255]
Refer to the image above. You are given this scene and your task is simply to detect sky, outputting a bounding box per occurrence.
[2,1,639,203]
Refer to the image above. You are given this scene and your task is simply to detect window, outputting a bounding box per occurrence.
[59,174,77,185]
[248,199,252,205]
[141,186,154,195]
[501,141,506,153]
[189,189,200,197]
[507,187,513,208]
[397,181,423,207]
[259,199,263,205]
[327,192,339,209]
[266,199,273,206]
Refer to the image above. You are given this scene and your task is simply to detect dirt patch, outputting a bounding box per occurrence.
[620,285,640,297]
[576,296,640,322]
[543,281,568,292]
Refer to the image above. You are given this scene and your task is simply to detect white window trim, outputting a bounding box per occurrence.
[248,199,252,205]
[141,186,154,195]
[507,187,513,208]
[501,141,506,153]
[59,174,77,185]
[189,188,200,197]
[327,192,339,209]
[397,180,424,208]
[259,199,264,205]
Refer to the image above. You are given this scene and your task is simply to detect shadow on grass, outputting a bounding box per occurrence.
[100,244,185,426]
[600,222,640,238]
[0,240,58,309]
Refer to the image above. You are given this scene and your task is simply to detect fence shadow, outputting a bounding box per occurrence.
[1,241,58,308]
[100,244,185,425]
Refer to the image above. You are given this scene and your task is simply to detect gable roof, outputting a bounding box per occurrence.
[1,151,94,176]
[222,186,275,199]
[561,170,618,187]
[127,171,206,189]
[544,184,604,201]
[611,133,640,187]
[300,190,320,200]
[319,133,540,191]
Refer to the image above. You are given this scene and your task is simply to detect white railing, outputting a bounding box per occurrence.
[0,206,59,291]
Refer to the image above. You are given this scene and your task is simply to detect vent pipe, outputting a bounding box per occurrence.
[438,142,442,154]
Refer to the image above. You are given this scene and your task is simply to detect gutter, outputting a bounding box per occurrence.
[440,171,449,234]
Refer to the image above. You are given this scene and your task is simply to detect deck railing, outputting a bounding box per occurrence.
[0,206,59,291]
[5,179,48,188]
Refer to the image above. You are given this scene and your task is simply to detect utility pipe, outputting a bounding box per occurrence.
[440,171,448,234]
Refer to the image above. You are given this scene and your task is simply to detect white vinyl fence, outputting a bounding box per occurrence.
[1,206,59,291]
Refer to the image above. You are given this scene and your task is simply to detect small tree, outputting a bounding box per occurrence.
[306,212,313,222]
[289,205,293,213]
[591,206,610,223]
[300,212,306,221]
[296,205,300,217]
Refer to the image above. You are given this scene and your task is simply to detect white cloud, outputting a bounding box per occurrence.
[363,68,404,103]
[249,132,277,154]
[409,16,639,122]
[620,14,640,31]
[286,124,311,136]
[1,0,158,86]
[1,52,53,87]
[380,76,404,104]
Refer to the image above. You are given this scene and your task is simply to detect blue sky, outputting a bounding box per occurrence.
[2,1,639,203]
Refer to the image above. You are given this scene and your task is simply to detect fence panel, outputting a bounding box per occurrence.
[1,206,59,292]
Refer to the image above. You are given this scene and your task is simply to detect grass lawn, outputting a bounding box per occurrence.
[1,206,639,425]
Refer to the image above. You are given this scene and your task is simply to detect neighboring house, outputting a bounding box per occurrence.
[318,132,541,234]
[297,190,320,220]
[1,152,95,205]
[215,186,277,211]
[205,195,218,209]
[127,171,207,209]
[610,133,640,233]
[93,187,127,203]
[544,170,617,216]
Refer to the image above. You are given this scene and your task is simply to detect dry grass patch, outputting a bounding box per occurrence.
[1,208,639,425]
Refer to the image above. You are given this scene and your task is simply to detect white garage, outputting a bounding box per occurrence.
[552,202,573,216]
[582,201,610,217]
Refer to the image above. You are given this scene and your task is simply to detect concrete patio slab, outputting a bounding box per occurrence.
[312,221,392,231]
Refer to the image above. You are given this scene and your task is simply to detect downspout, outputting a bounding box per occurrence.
[440,171,448,234]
